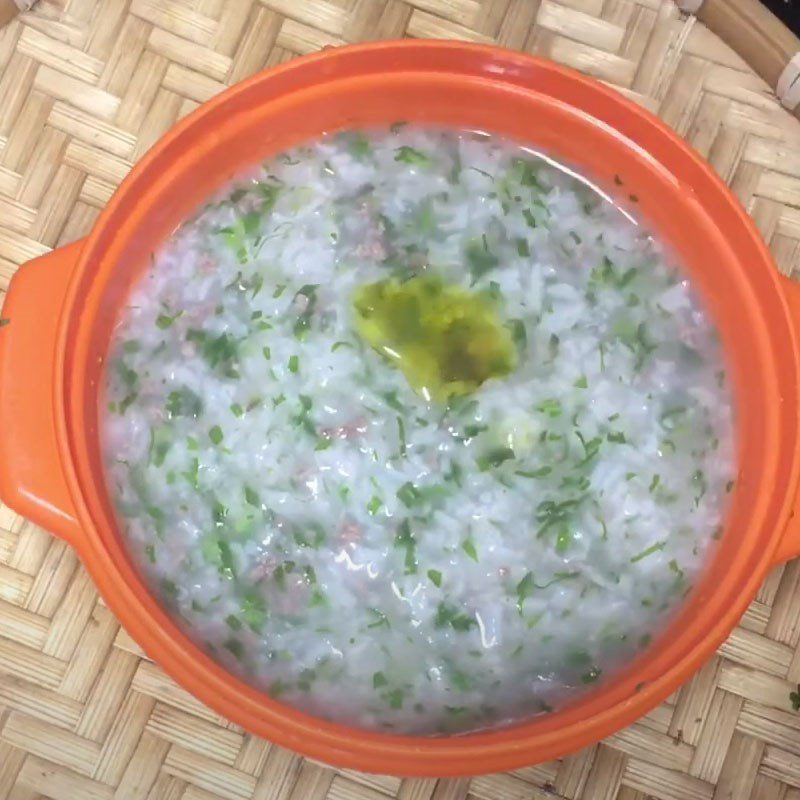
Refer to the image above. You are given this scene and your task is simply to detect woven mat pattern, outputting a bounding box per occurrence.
[2,1,800,798]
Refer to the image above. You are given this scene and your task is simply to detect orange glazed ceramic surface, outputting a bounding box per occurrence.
[2,40,800,776]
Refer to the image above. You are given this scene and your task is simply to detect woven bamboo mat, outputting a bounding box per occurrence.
[2,1,800,798]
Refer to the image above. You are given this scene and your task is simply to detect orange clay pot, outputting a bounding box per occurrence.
[1,40,800,777]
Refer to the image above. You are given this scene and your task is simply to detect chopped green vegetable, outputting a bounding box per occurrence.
[187,329,240,379]
[366,607,391,630]
[513,158,545,189]
[555,526,573,554]
[217,540,236,576]
[692,469,707,506]
[182,457,200,489]
[427,569,442,588]
[668,559,684,581]
[462,423,487,438]
[166,387,202,419]
[156,310,182,329]
[269,679,289,698]
[615,319,657,369]
[293,524,326,549]
[373,671,388,688]
[660,406,687,430]
[116,360,138,389]
[394,146,430,167]
[507,319,527,353]
[396,416,406,457]
[387,688,404,709]
[536,398,562,417]
[444,460,463,487]
[394,519,417,574]
[224,639,245,661]
[462,538,478,562]
[450,670,472,692]
[516,572,536,612]
[348,132,371,159]
[576,432,602,466]
[381,390,407,413]
[477,446,515,471]
[161,578,178,602]
[309,589,328,608]
[226,614,243,631]
[465,234,500,283]
[291,394,315,436]
[630,541,667,563]
[396,482,421,508]
[209,425,224,446]
[515,467,552,479]
[148,426,171,467]
[118,393,138,415]
[536,497,584,539]
[434,602,476,632]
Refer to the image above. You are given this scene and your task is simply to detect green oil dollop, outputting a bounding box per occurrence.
[352,275,517,403]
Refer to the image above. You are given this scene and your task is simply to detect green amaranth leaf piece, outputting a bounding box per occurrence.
[156,310,183,329]
[630,540,667,563]
[394,146,430,167]
[166,386,203,419]
[394,519,417,574]
[427,569,442,588]
[462,538,478,562]
[373,671,388,688]
[186,329,240,379]
[434,602,476,632]
[465,235,500,283]
[477,446,515,471]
